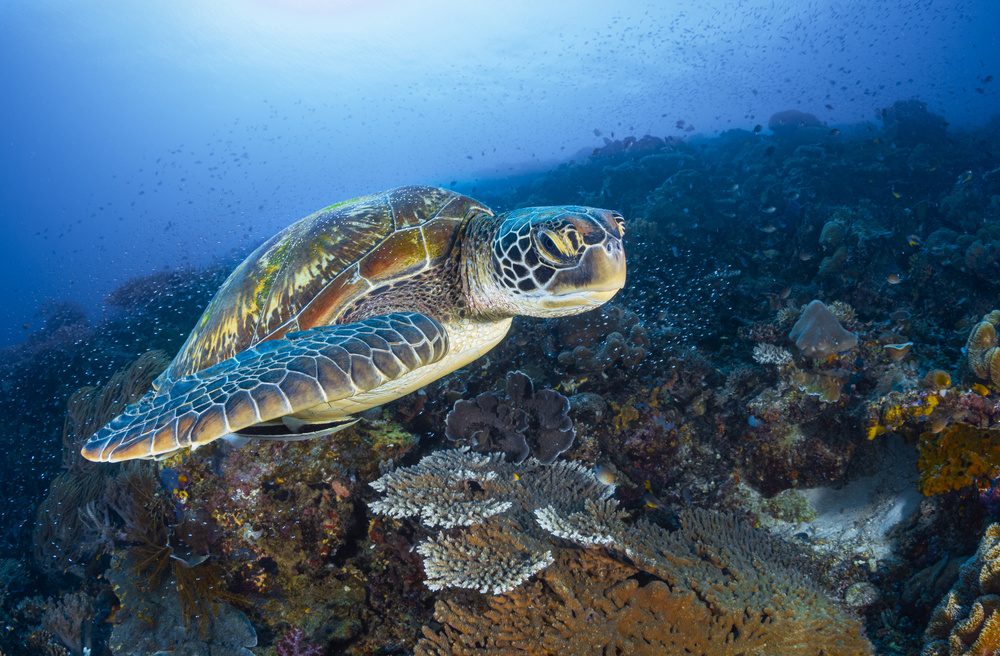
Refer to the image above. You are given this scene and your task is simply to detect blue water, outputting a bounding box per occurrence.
[1,0,997,349]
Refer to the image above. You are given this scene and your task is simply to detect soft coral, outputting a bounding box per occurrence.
[276,627,323,656]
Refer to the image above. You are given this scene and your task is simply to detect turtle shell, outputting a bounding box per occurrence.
[164,186,491,382]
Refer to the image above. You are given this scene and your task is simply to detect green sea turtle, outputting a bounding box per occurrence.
[81,186,626,462]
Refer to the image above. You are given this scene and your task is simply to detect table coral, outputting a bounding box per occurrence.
[370,449,611,594]
[923,524,1000,656]
[416,514,871,656]
[374,449,871,654]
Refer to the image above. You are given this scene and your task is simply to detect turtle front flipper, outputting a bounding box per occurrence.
[80,313,448,462]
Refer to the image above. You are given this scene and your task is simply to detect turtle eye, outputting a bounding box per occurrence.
[612,214,625,237]
[534,229,574,266]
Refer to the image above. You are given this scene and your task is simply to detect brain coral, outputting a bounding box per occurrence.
[965,310,1000,385]
[789,300,858,358]
[923,523,1000,656]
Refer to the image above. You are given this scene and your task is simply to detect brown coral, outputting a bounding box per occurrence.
[555,305,650,373]
[376,451,870,654]
[924,524,1000,655]
[41,591,95,655]
[417,527,871,656]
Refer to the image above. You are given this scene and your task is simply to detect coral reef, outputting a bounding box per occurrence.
[879,99,948,147]
[107,550,257,656]
[373,450,870,653]
[768,109,826,143]
[555,305,650,374]
[966,310,1000,385]
[445,371,574,464]
[923,524,1000,656]
[415,510,871,655]
[41,592,95,656]
[7,100,1000,655]
[370,449,611,594]
[917,424,1000,496]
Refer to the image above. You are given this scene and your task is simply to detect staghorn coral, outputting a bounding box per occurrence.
[966,310,1000,385]
[753,342,793,366]
[445,371,574,464]
[923,524,1000,655]
[789,299,858,358]
[369,449,613,594]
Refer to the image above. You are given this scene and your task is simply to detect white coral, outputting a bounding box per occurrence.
[753,343,793,365]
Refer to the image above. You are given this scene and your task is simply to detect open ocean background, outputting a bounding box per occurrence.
[1,0,997,349]
[5,2,1000,655]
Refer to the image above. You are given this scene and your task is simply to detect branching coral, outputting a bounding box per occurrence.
[369,449,612,594]
[415,510,871,656]
[374,449,870,654]
[923,524,1000,655]
[445,371,574,464]
[753,342,793,366]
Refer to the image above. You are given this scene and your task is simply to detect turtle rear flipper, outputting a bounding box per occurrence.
[80,313,448,462]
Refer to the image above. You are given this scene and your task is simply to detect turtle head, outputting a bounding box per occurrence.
[472,206,626,318]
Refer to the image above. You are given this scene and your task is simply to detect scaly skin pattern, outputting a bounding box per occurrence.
[82,186,626,462]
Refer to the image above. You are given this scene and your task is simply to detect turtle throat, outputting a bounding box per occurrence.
[461,211,524,321]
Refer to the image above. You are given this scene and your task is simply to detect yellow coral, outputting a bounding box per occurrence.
[917,424,1000,495]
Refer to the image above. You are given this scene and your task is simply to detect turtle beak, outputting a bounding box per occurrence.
[541,237,626,309]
